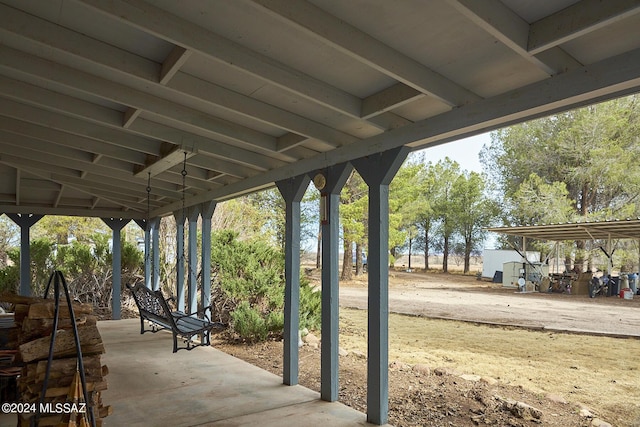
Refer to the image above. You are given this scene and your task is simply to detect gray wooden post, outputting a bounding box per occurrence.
[173,210,185,312]
[201,201,217,321]
[150,217,161,291]
[101,218,131,320]
[6,213,43,296]
[187,206,200,314]
[134,219,151,289]
[319,163,352,401]
[276,174,310,386]
[352,147,409,425]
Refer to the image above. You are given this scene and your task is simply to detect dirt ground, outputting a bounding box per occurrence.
[215,269,640,427]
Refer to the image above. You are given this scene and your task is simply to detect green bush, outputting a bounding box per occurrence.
[231,301,268,342]
[0,233,143,311]
[210,230,321,342]
[0,264,19,294]
[299,276,321,331]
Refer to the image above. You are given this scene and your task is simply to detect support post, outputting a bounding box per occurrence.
[187,206,200,315]
[7,214,43,296]
[134,219,151,289]
[101,218,130,320]
[201,201,217,321]
[276,174,310,386]
[607,234,612,276]
[352,147,409,425]
[318,163,353,401]
[150,218,161,291]
[174,210,186,313]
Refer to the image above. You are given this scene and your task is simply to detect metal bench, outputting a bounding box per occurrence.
[126,283,226,353]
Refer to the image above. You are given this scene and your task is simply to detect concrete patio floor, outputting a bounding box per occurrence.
[1,318,386,427]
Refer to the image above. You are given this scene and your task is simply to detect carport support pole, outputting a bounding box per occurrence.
[7,214,43,296]
[276,175,310,386]
[607,234,612,276]
[352,147,409,425]
[187,206,200,314]
[319,163,352,401]
[101,218,130,320]
[201,201,217,321]
[174,210,186,313]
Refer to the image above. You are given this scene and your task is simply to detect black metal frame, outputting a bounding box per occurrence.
[126,283,226,353]
[38,270,96,427]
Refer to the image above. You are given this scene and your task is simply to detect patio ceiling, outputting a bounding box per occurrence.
[487,218,640,241]
[1,0,640,219]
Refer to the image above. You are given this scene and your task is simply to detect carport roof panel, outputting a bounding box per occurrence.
[487,219,640,241]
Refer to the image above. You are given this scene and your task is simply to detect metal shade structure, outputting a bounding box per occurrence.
[487,218,640,242]
[0,0,640,218]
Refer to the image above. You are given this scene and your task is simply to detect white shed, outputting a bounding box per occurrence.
[482,249,540,279]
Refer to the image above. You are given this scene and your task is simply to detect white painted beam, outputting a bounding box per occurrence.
[79,0,363,117]
[54,186,64,208]
[529,0,640,54]
[15,169,20,206]
[0,45,278,152]
[127,119,287,172]
[160,46,192,85]
[0,4,367,147]
[0,97,159,155]
[448,0,581,75]
[0,135,183,199]
[151,47,640,216]
[0,79,274,175]
[168,73,357,147]
[0,158,147,212]
[361,84,423,118]
[0,202,147,219]
[248,0,480,107]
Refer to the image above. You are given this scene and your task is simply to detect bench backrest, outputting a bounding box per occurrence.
[127,283,178,330]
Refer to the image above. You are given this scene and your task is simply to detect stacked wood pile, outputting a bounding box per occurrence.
[2,293,111,427]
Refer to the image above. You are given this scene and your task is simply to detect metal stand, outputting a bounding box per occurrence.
[34,271,96,427]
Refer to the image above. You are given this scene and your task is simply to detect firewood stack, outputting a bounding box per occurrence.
[2,293,111,427]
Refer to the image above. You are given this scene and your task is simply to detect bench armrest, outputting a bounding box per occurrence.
[174,305,214,322]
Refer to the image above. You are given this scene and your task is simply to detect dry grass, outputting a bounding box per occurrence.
[339,308,640,426]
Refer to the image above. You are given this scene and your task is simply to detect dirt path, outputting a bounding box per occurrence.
[338,270,640,337]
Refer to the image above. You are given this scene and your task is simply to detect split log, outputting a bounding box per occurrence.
[44,380,108,398]
[20,315,96,342]
[27,301,93,319]
[33,355,103,381]
[98,405,113,418]
[0,293,46,305]
[19,324,105,363]
[12,304,31,324]
[10,291,110,425]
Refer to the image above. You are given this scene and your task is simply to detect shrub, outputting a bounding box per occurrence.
[231,301,268,342]
[0,264,19,294]
[210,230,321,342]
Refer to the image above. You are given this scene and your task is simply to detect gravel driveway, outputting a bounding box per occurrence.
[338,271,640,337]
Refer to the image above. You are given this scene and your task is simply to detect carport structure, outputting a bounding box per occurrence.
[2,1,640,424]
[488,218,640,274]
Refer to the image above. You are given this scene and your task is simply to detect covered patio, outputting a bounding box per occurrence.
[2,1,640,425]
[0,319,381,427]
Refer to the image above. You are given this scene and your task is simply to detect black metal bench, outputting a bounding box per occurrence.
[126,283,226,353]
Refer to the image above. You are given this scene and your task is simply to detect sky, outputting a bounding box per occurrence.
[416,132,491,174]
